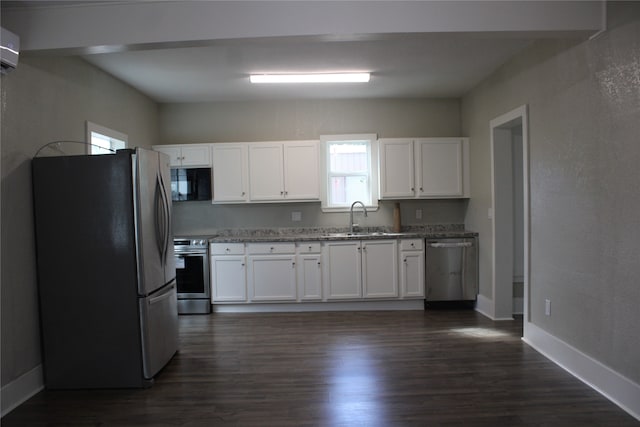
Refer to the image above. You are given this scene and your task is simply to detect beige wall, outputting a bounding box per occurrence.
[0,56,159,390]
[159,98,461,144]
[462,3,640,382]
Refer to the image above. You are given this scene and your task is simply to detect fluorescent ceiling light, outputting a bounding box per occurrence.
[250,73,370,84]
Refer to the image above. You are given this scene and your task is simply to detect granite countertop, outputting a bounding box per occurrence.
[207,225,477,243]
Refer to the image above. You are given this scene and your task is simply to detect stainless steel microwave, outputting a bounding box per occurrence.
[170,168,211,202]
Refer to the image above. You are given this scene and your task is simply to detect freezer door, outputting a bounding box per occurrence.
[139,282,179,379]
[135,148,174,295]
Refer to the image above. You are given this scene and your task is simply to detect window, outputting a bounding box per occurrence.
[320,134,378,211]
[86,121,127,155]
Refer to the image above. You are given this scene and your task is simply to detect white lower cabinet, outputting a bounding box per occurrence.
[297,242,322,300]
[399,239,425,298]
[210,238,424,305]
[211,243,247,302]
[324,239,398,300]
[247,243,297,301]
[324,241,362,299]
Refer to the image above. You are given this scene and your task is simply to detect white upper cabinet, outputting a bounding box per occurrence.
[283,141,320,200]
[212,143,249,203]
[379,137,469,199]
[416,138,463,197]
[248,140,320,202]
[153,144,211,168]
[379,138,415,198]
[248,143,284,201]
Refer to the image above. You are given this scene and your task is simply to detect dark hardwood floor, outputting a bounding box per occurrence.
[3,309,637,426]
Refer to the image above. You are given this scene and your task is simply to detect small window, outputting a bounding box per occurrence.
[320,134,378,211]
[86,121,127,155]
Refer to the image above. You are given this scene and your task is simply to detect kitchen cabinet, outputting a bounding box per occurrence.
[296,242,322,300]
[379,137,469,199]
[212,143,249,203]
[247,243,297,301]
[399,239,425,298]
[210,243,246,302]
[323,239,397,300]
[153,144,211,168]
[248,141,319,201]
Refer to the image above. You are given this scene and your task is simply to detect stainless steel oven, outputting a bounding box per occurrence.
[174,238,211,314]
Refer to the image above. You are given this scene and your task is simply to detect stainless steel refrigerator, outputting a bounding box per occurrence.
[32,147,178,389]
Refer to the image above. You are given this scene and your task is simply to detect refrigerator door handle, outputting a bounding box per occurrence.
[154,175,166,263]
[157,171,171,265]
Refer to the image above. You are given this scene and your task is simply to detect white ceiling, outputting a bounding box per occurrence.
[2,1,603,104]
[81,33,535,103]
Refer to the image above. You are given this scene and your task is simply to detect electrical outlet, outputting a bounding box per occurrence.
[416,209,422,220]
[291,211,302,222]
[545,299,551,316]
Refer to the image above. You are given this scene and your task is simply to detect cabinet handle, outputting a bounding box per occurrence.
[317,261,321,266]
[241,263,245,267]
[411,187,414,191]
[404,258,408,263]
[308,246,312,251]
[410,243,415,248]
[280,191,284,195]
[420,187,424,191]
[292,262,296,267]
[242,191,245,196]
[285,191,288,195]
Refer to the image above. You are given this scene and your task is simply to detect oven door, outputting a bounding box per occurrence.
[175,252,210,299]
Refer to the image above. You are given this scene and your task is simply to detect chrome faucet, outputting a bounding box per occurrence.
[349,201,368,234]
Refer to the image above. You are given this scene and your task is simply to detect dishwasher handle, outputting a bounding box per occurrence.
[428,242,473,249]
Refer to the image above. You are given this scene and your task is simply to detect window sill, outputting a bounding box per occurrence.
[321,204,379,213]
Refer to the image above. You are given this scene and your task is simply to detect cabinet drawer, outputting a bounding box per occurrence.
[400,239,424,251]
[297,242,321,254]
[211,243,245,255]
[247,242,296,255]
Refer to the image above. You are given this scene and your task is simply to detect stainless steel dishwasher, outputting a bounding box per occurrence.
[425,237,478,305]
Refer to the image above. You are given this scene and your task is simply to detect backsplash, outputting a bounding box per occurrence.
[172,198,468,236]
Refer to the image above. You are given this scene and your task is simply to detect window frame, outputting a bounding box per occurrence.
[86,121,128,155]
[320,133,379,212]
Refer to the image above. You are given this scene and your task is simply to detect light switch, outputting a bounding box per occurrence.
[415,209,422,220]
[291,211,302,222]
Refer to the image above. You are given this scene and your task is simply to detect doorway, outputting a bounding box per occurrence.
[490,105,529,324]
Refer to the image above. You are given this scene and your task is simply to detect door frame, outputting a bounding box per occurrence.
[489,105,530,324]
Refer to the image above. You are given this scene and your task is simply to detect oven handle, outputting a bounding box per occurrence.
[174,251,208,256]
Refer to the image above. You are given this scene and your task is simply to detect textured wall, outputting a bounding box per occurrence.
[159,98,461,143]
[462,3,640,382]
[0,56,159,389]
[161,98,466,234]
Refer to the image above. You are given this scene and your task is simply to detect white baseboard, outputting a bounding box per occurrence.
[213,299,425,313]
[474,294,494,319]
[1,365,44,418]
[523,322,640,421]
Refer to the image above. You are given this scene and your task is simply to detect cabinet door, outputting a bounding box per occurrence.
[379,139,415,198]
[249,144,284,201]
[416,138,463,197]
[212,144,248,202]
[154,146,182,167]
[324,241,362,299]
[400,251,425,298]
[283,141,319,200]
[211,256,246,302]
[180,145,211,167]
[362,240,398,298]
[297,254,322,300]
[248,256,297,301]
